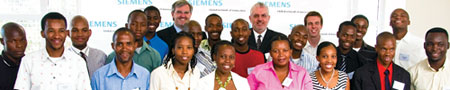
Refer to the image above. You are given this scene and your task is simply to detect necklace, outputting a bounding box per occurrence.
[215,72,232,90]
[319,69,335,90]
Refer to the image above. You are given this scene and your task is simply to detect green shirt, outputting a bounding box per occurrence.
[106,41,162,72]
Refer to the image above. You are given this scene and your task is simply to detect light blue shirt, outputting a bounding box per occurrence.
[91,59,150,90]
[291,50,319,73]
[174,25,182,33]
[143,34,168,60]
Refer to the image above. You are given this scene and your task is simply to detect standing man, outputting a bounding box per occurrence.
[303,11,325,56]
[409,27,450,90]
[91,28,150,90]
[288,25,318,73]
[195,14,223,77]
[230,19,265,77]
[157,0,206,46]
[335,21,367,79]
[106,10,161,73]
[390,8,426,69]
[143,6,168,60]
[351,15,377,61]
[14,12,91,90]
[68,15,107,78]
[248,2,284,55]
[351,32,410,90]
[0,22,27,90]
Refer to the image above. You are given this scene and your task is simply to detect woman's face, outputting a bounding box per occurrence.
[316,45,337,72]
[214,45,236,74]
[172,36,195,65]
[270,40,292,67]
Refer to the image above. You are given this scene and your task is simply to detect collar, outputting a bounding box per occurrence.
[1,51,19,67]
[426,57,449,72]
[41,48,68,62]
[69,45,90,56]
[263,61,300,72]
[253,28,268,39]
[143,33,159,43]
[136,40,151,54]
[174,25,182,33]
[199,40,211,51]
[236,47,251,54]
[167,58,194,76]
[106,58,139,79]
[376,59,393,73]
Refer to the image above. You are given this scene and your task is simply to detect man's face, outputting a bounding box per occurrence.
[172,5,192,27]
[145,10,161,33]
[306,16,322,38]
[289,26,308,51]
[424,33,449,62]
[249,7,270,31]
[213,45,236,74]
[205,16,223,41]
[1,28,27,59]
[127,13,147,40]
[270,40,292,67]
[390,9,410,29]
[188,25,203,48]
[112,32,136,63]
[41,19,67,50]
[376,38,396,65]
[231,21,251,46]
[337,25,356,51]
[353,18,368,40]
[70,19,91,48]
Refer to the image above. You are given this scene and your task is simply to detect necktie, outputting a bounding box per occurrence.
[80,52,87,61]
[339,55,346,72]
[257,35,262,50]
[384,70,390,90]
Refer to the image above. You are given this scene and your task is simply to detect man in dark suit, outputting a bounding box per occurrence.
[157,0,206,46]
[351,32,410,90]
[247,2,283,56]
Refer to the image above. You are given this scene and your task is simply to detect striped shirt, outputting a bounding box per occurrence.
[310,70,348,90]
[195,40,216,78]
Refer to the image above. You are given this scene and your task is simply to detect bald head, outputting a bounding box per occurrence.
[1,22,26,38]
[70,15,88,30]
[69,15,92,49]
[1,22,27,60]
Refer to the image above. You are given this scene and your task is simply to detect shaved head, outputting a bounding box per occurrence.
[70,15,88,29]
[1,22,27,60]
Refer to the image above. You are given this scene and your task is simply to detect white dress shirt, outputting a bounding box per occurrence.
[303,37,325,57]
[409,58,450,90]
[14,48,91,90]
[394,33,427,69]
[195,70,250,90]
[253,28,268,43]
[150,59,201,90]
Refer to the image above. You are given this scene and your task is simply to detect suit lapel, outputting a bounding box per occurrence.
[248,29,257,50]
[369,63,382,90]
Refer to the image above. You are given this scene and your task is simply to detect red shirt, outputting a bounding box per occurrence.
[377,60,393,90]
[232,49,265,77]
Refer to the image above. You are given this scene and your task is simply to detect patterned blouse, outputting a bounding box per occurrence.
[310,70,348,90]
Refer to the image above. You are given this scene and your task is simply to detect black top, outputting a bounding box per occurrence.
[0,51,20,90]
[351,62,411,90]
[157,25,207,47]
[357,41,377,62]
[247,28,284,54]
[335,49,367,73]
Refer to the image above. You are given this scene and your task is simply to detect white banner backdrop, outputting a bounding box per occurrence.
[0,0,401,54]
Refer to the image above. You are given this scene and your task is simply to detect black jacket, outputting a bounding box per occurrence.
[248,28,284,54]
[351,62,411,90]
[157,25,207,47]
[357,41,377,62]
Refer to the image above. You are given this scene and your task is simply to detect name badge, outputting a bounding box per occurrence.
[132,87,140,90]
[282,77,293,87]
[392,80,405,90]
[57,83,75,90]
[399,53,409,61]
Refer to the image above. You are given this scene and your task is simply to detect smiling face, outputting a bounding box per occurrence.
[145,10,161,33]
[306,16,322,38]
[172,5,192,28]
[316,45,337,72]
[353,18,368,40]
[41,19,67,51]
[231,20,251,46]
[390,9,410,30]
[1,25,27,60]
[205,16,223,41]
[214,45,236,74]
[70,17,91,49]
[376,37,396,65]
[289,26,308,51]
[112,32,136,63]
[270,40,292,67]
[424,32,449,62]
[249,6,270,32]
[127,12,148,41]
[337,25,356,52]
[172,36,195,65]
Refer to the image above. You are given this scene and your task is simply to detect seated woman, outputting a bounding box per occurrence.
[150,32,201,90]
[197,40,250,90]
[310,41,350,90]
[247,35,313,90]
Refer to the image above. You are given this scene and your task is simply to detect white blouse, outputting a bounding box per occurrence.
[196,70,250,90]
[150,59,201,90]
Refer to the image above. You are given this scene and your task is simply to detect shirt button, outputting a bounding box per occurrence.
[54,64,57,66]
[53,76,56,79]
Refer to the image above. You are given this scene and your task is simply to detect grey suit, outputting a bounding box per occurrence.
[69,46,107,78]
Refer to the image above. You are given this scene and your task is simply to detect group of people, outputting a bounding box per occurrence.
[0,0,449,90]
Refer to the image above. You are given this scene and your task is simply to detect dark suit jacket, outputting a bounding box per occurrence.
[248,28,284,54]
[351,62,411,90]
[335,49,367,73]
[357,41,377,62]
[157,25,207,47]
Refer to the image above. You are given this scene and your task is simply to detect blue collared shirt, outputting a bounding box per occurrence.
[143,34,168,60]
[91,59,150,90]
